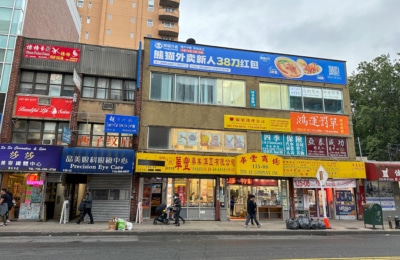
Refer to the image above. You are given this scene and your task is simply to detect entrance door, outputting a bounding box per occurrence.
[228,185,253,219]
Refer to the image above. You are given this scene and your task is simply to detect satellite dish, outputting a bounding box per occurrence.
[186,38,196,44]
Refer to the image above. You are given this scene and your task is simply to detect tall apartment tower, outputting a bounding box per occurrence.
[76,0,180,49]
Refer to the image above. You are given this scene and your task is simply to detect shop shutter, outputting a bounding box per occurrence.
[87,175,132,221]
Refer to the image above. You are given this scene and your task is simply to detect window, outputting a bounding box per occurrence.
[162,22,174,28]
[146,34,152,37]
[130,32,134,39]
[259,83,289,109]
[161,37,173,41]
[107,29,111,36]
[77,0,84,8]
[323,89,343,114]
[85,32,89,39]
[148,126,170,149]
[109,0,113,4]
[12,120,69,146]
[0,8,12,34]
[165,7,174,13]
[86,16,90,24]
[174,179,215,207]
[88,1,92,8]
[77,123,133,148]
[132,2,136,8]
[303,87,323,112]
[18,71,74,97]
[108,13,112,20]
[148,0,154,11]
[147,19,153,27]
[82,76,135,101]
[131,17,135,23]
[150,73,245,107]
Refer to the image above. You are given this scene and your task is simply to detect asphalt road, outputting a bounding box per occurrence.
[2,234,400,260]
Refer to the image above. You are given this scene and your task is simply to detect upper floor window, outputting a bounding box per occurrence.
[148,0,154,11]
[82,76,135,101]
[259,83,343,114]
[108,14,112,20]
[88,1,92,8]
[130,32,134,38]
[86,16,91,24]
[150,73,245,107]
[162,22,174,28]
[19,71,74,97]
[106,29,111,35]
[132,2,136,8]
[161,37,173,41]
[147,19,153,27]
[77,123,133,148]
[77,0,84,8]
[131,17,135,23]
[165,7,174,13]
[85,32,89,39]
[109,0,113,5]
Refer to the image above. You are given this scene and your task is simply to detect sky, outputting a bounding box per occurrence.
[178,0,400,76]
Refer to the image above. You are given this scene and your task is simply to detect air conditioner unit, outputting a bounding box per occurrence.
[38,97,51,106]
[42,139,55,145]
[102,102,114,110]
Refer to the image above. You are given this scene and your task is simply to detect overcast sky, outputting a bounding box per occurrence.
[178,0,400,76]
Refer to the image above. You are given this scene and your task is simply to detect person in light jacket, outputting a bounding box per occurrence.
[76,189,94,224]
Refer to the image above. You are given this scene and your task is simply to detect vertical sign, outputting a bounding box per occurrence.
[250,90,256,107]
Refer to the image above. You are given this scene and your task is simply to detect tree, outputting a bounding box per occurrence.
[348,53,400,161]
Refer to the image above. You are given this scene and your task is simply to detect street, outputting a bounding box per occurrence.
[1,234,400,260]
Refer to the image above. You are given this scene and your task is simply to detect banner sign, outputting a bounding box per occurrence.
[226,178,278,186]
[293,178,356,188]
[0,144,62,171]
[15,96,73,119]
[235,153,283,177]
[290,112,349,135]
[62,126,72,144]
[150,39,347,85]
[104,114,139,134]
[60,148,135,174]
[224,115,291,132]
[24,43,80,62]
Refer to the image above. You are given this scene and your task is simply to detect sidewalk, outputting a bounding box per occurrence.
[0,218,397,237]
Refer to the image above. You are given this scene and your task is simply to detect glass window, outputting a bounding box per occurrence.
[85,32,89,39]
[21,71,34,82]
[77,123,91,146]
[108,14,112,20]
[49,85,61,96]
[148,126,170,149]
[82,76,95,98]
[0,35,7,48]
[176,76,198,103]
[88,1,92,8]
[0,49,4,61]
[86,16,90,24]
[132,2,136,8]
[303,87,323,112]
[110,79,122,100]
[289,86,303,110]
[260,83,281,109]
[220,79,245,107]
[0,8,12,34]
[130,32,134,38]
[5,49,13,62]
[7,36,15,49]
[150,73,174,101]
[131,17,135,23]
[200,78,218,105]
[92,124,105,147]
[107,29,111,36]
[323,89,343,113]
[147,19,153,27]
[0,64,11,92]
[11,10,22,35]
[96,78,108,99]
[34,84,47,95]
[124,80,135,101]
[77,0,84,7]
[36,73,48,84]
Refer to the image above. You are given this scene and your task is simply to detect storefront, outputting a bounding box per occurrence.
[59,147,135,221]
[364,162,400,219]
[0,144,63,221]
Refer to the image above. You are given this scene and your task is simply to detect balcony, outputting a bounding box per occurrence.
[158,23,179,37]
[160,0,180,8]
[159,8,180,22]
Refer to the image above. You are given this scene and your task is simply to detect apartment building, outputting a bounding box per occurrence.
[76,0,180,49]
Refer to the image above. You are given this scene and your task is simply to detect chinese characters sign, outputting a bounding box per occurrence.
[365,162,400,181]
[15,96,73,119]
[283,159,366,178]
[0,144,62,171]
[224,115,291,132]
[293,178,356,188]
[24,43,80,62]
[149,40,347,85]
[104,114,138,134]
[290,112,349,135]
[60,148,134,174]
[236,153,283,176]
[136,153,236,175]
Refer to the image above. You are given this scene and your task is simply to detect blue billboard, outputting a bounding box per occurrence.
[0,144,62,171]
[104,114,138,134]
[60,148,135,174]
[149,39,347,85]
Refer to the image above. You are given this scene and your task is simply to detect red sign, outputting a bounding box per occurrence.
[290,112,349,135]
[306,136,327,157]
[24,44,80,62]
[327,137,348,157]
[365,162,400,182]
[15,96,73,119]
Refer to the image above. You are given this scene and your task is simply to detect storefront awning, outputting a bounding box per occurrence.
[365,162,400,181]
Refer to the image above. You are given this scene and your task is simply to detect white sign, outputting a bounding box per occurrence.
[316,165,328,185]
[294,178,356,188]
[73,68,82,92]
[59,200,69,224]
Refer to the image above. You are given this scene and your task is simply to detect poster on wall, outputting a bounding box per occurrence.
[31,187,43,203]
[365,181,396,211]
[19,203,40,220]
[335,190,356,219]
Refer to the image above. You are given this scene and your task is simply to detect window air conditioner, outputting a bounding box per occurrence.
[102,102,114,110]
[42,139,55,145]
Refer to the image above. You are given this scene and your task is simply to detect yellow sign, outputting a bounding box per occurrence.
[136,153,236,175]
[224,115,291,132]
[283,159,366,179]
[236,153,284,177]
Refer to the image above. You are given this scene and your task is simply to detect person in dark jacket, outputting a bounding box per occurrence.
[230,196,235,216]
[0,189,11,226]
[247,194,255,225]
[76,189,94,224]
[172,193,181,226]
[245,194,260,228]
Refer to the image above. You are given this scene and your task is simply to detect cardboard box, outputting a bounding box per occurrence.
[108,221,117,230]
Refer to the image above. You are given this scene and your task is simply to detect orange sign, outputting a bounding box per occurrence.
[290,112,349,135]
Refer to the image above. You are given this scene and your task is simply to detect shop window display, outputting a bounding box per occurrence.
[174,178,215,207]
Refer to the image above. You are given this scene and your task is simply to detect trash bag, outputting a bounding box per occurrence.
[117,218,126,230]
[310,218,318,229]
[297,216,311,229]
[286,218,299,230]
[126,221,133,231]
[316,219,326,229]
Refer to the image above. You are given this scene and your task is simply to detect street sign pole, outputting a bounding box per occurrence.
[316,165,331,229]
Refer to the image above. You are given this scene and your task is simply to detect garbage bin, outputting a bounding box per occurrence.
[363,203,384,229]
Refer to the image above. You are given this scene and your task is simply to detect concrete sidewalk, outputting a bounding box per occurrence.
[0,218,397,237]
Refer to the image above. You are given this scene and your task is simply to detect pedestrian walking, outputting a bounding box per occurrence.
[0,188,11,226]
[76,189,94,224]
[230,196,235,216]
[172,193,181,226]
[245,194,260,228]
[247,193,255,225]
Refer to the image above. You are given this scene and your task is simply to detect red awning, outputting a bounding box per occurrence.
[365,162,400,181]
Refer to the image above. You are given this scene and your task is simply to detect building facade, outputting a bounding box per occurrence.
[76,0,180,49]
[135,38,366,221]
[0,0,80,135]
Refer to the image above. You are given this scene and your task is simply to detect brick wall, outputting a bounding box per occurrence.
[23,0,79,42]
